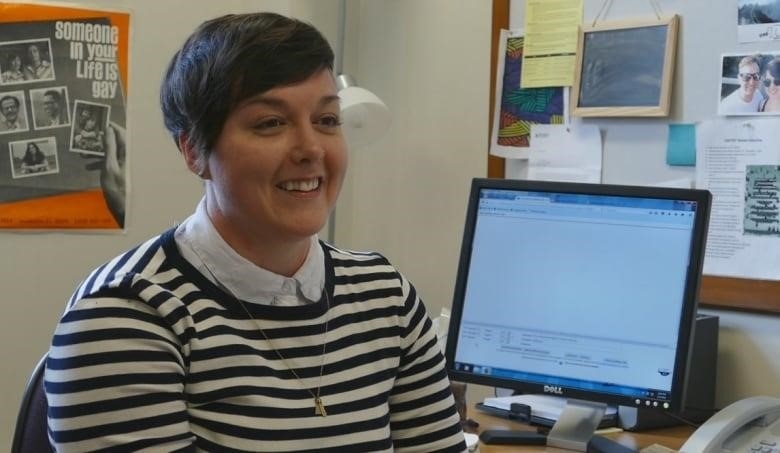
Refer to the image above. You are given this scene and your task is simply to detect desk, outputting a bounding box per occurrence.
[470,409,693,452]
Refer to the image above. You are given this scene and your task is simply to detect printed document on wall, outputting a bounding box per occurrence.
[527,124,601,183]
[0,2,129,230]
[521,0,583,88]
[696,119,780,280]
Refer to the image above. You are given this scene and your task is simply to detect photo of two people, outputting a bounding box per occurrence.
[718,52,780,115]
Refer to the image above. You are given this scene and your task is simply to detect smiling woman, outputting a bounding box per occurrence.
[193,69,347,266]
[44,11,467,453]
[759,57,780,113]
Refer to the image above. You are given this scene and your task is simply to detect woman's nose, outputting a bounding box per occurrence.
[292,124,325,162]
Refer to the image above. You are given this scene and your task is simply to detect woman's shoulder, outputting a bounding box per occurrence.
[322,241,391,266]
[759,98,768,112]
[75,231,177,296]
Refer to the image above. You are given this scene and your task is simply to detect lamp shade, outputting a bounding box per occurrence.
[337,75,391,148]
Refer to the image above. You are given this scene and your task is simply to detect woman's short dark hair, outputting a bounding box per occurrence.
[160,12,334,162]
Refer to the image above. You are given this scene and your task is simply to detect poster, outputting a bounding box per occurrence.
[696,119,780,280]
[489,29,567,160]
[0,2,128,230]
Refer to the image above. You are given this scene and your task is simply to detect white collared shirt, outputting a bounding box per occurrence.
[174,198,324,306]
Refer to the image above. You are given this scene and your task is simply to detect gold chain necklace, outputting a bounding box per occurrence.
[189,245,330,416]
[235,293,330,417]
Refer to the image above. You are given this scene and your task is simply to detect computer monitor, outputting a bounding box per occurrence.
[445,178,712,451]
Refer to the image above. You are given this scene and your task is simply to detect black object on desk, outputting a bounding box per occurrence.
[479,429,547,445]
[478,401,549,445]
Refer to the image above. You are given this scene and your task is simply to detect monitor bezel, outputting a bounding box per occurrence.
[445,177,712,413]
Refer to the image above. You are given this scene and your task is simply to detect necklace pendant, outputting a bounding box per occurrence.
[314,397,327,416]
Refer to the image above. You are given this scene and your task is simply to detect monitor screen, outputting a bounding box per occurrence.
[445,178,712,416]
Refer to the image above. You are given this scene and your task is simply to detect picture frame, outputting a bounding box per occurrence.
[571,15,679,117]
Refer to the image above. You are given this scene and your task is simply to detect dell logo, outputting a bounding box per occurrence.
[544,385,563,395]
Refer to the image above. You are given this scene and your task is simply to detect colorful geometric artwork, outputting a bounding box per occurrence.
[497,36,564,147]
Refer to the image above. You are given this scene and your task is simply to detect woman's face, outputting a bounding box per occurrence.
[203,69,347,243]
[10,55,21,70]
[764,71,780,99]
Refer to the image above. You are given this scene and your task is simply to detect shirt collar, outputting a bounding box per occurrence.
[174,198,324,305]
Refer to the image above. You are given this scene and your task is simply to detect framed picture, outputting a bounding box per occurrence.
[571,15,679,117]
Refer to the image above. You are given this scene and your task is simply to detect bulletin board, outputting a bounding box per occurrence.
[489,0,780,314]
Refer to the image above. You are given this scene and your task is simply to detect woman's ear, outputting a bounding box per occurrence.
[179,134,210,179]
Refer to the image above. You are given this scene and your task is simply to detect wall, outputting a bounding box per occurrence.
[1,0,341,446]
[514,0,780,406]
[335,0,491,331]
[333,0,494,414]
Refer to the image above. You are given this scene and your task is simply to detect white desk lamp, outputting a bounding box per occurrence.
[337,74,391,149]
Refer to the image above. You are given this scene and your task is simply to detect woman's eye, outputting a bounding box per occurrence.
[317,115,342,128]
[255,118,285,131]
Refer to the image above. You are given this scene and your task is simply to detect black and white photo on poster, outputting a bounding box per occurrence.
[30,85,70,129]
[0,38,55,84]
[70,99,109,156]
[8,136,58,178]
[0,89,29,133]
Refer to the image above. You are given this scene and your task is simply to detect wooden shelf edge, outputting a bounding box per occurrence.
[488,0,509,179]
[699,275,780,314]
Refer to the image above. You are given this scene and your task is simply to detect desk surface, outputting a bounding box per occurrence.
[470,408,693,452]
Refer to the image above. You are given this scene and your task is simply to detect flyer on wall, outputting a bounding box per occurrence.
[0,2,128,230]
[696,119,780,281]
[489,29,568,160]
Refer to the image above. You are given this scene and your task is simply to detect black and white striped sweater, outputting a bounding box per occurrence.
[46,229,466,452]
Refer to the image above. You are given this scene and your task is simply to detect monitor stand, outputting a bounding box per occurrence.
[480,398,637,452]
[547,399,607,450]
[549,399,637,452]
